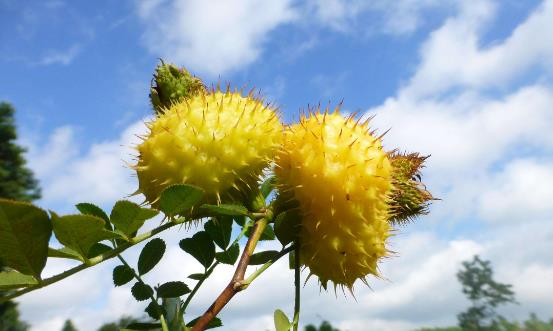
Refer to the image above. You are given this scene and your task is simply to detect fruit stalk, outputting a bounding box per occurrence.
[191,218,268,331]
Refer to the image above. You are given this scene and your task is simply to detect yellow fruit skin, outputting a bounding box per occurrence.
[275,110,392,289]
[136,90,282,207]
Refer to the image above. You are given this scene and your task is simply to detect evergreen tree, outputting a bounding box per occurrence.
[61,320,78,331]
[456,255,517,330]
[0,102,40,201]
[0,102,41,331]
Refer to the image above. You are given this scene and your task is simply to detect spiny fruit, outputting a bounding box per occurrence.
[275,108,393,289]
[135,88,283,208]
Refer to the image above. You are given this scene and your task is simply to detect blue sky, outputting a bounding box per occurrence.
[2,1,553,331]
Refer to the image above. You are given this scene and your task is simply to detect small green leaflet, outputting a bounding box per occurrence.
[186,317,223,329]
[113,265,134,286]
[249,250,279,265]
[131,282,153,301]
[156,281,191,298]
[138,238,166,275]
[0,270,38,290]
[51,213,119,259]
[179,231,215,269]
[48,247,82,261]
[110,200,158,237]
[0,199,52,278]
[274,309,291,331]
[215,243,240,265]
[200,204,249,216]
[274,209,302,246]
[159,184,204,216]
[204,217,233,250]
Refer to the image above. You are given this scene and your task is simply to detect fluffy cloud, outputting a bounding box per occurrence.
[403,0,553,98]
[24,120,147,212]
[137,0,297,76]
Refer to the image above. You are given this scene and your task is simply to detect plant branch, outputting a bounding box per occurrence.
[0,218,187,302]
[191,218,268,331]
[182,219,254,313]
[292,241,301,331]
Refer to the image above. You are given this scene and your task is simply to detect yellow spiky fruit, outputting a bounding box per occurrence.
[275,109,393,289]
[135,89,282,207]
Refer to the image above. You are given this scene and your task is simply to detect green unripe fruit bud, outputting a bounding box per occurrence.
[388,152,434,225]
[149,60,205,115]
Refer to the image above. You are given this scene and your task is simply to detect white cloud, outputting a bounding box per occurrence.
[24,120,147,212]
[478,159,553,223]
[403,0,553,98]
[137,0,297,76]
[35,44,82,66]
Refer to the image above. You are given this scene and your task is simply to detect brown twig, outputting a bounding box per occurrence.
[191,218,268,331]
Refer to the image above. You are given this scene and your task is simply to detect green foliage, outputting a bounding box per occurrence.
[185,316,222,330]
[457,255,516,330]
[204,217,233,250]
[61,319,79,331]
[131,282,154,301]
[0,299,29,331]
[0,102,40,202]
[0,270,38,290]
[274,309,291,331]
[110,200,158,238]
[156,281,190,298]
[201,204,249,217]
[138,238,166,276]
[179,231,215,269]
[112,265,134,286]
[51,213,118,260]
[249,250,279,265]
[214,242,240,265]
[274,209,301,246]
[158,184,204,217]
[0,200,51,278]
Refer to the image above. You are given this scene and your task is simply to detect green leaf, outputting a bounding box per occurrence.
[246,224,275,241]
[187,273,205,281]
[274,210,302,246]
[75,202,110,224]
[47,247,82,261]
[249,250,279,265]
[0,270,38,290]
[204,217,233,250]
[138,238,166,275]
[113,265,134,286]
[51,213,118,259]
[125,322,162,330]
[131,282,153,301]
[179,231,215,269]
[260,176,276,198]
[274,309,291,331]
[0,199,52,278]
[87,242,112,258]
[144,301,166,320]
[186,317,223,329]
[156,281,191,298]
[215,243,240,265]
[200,204,248,216]
[145,301,165,320]
[159,184,204,216]
[110,200,158,237]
